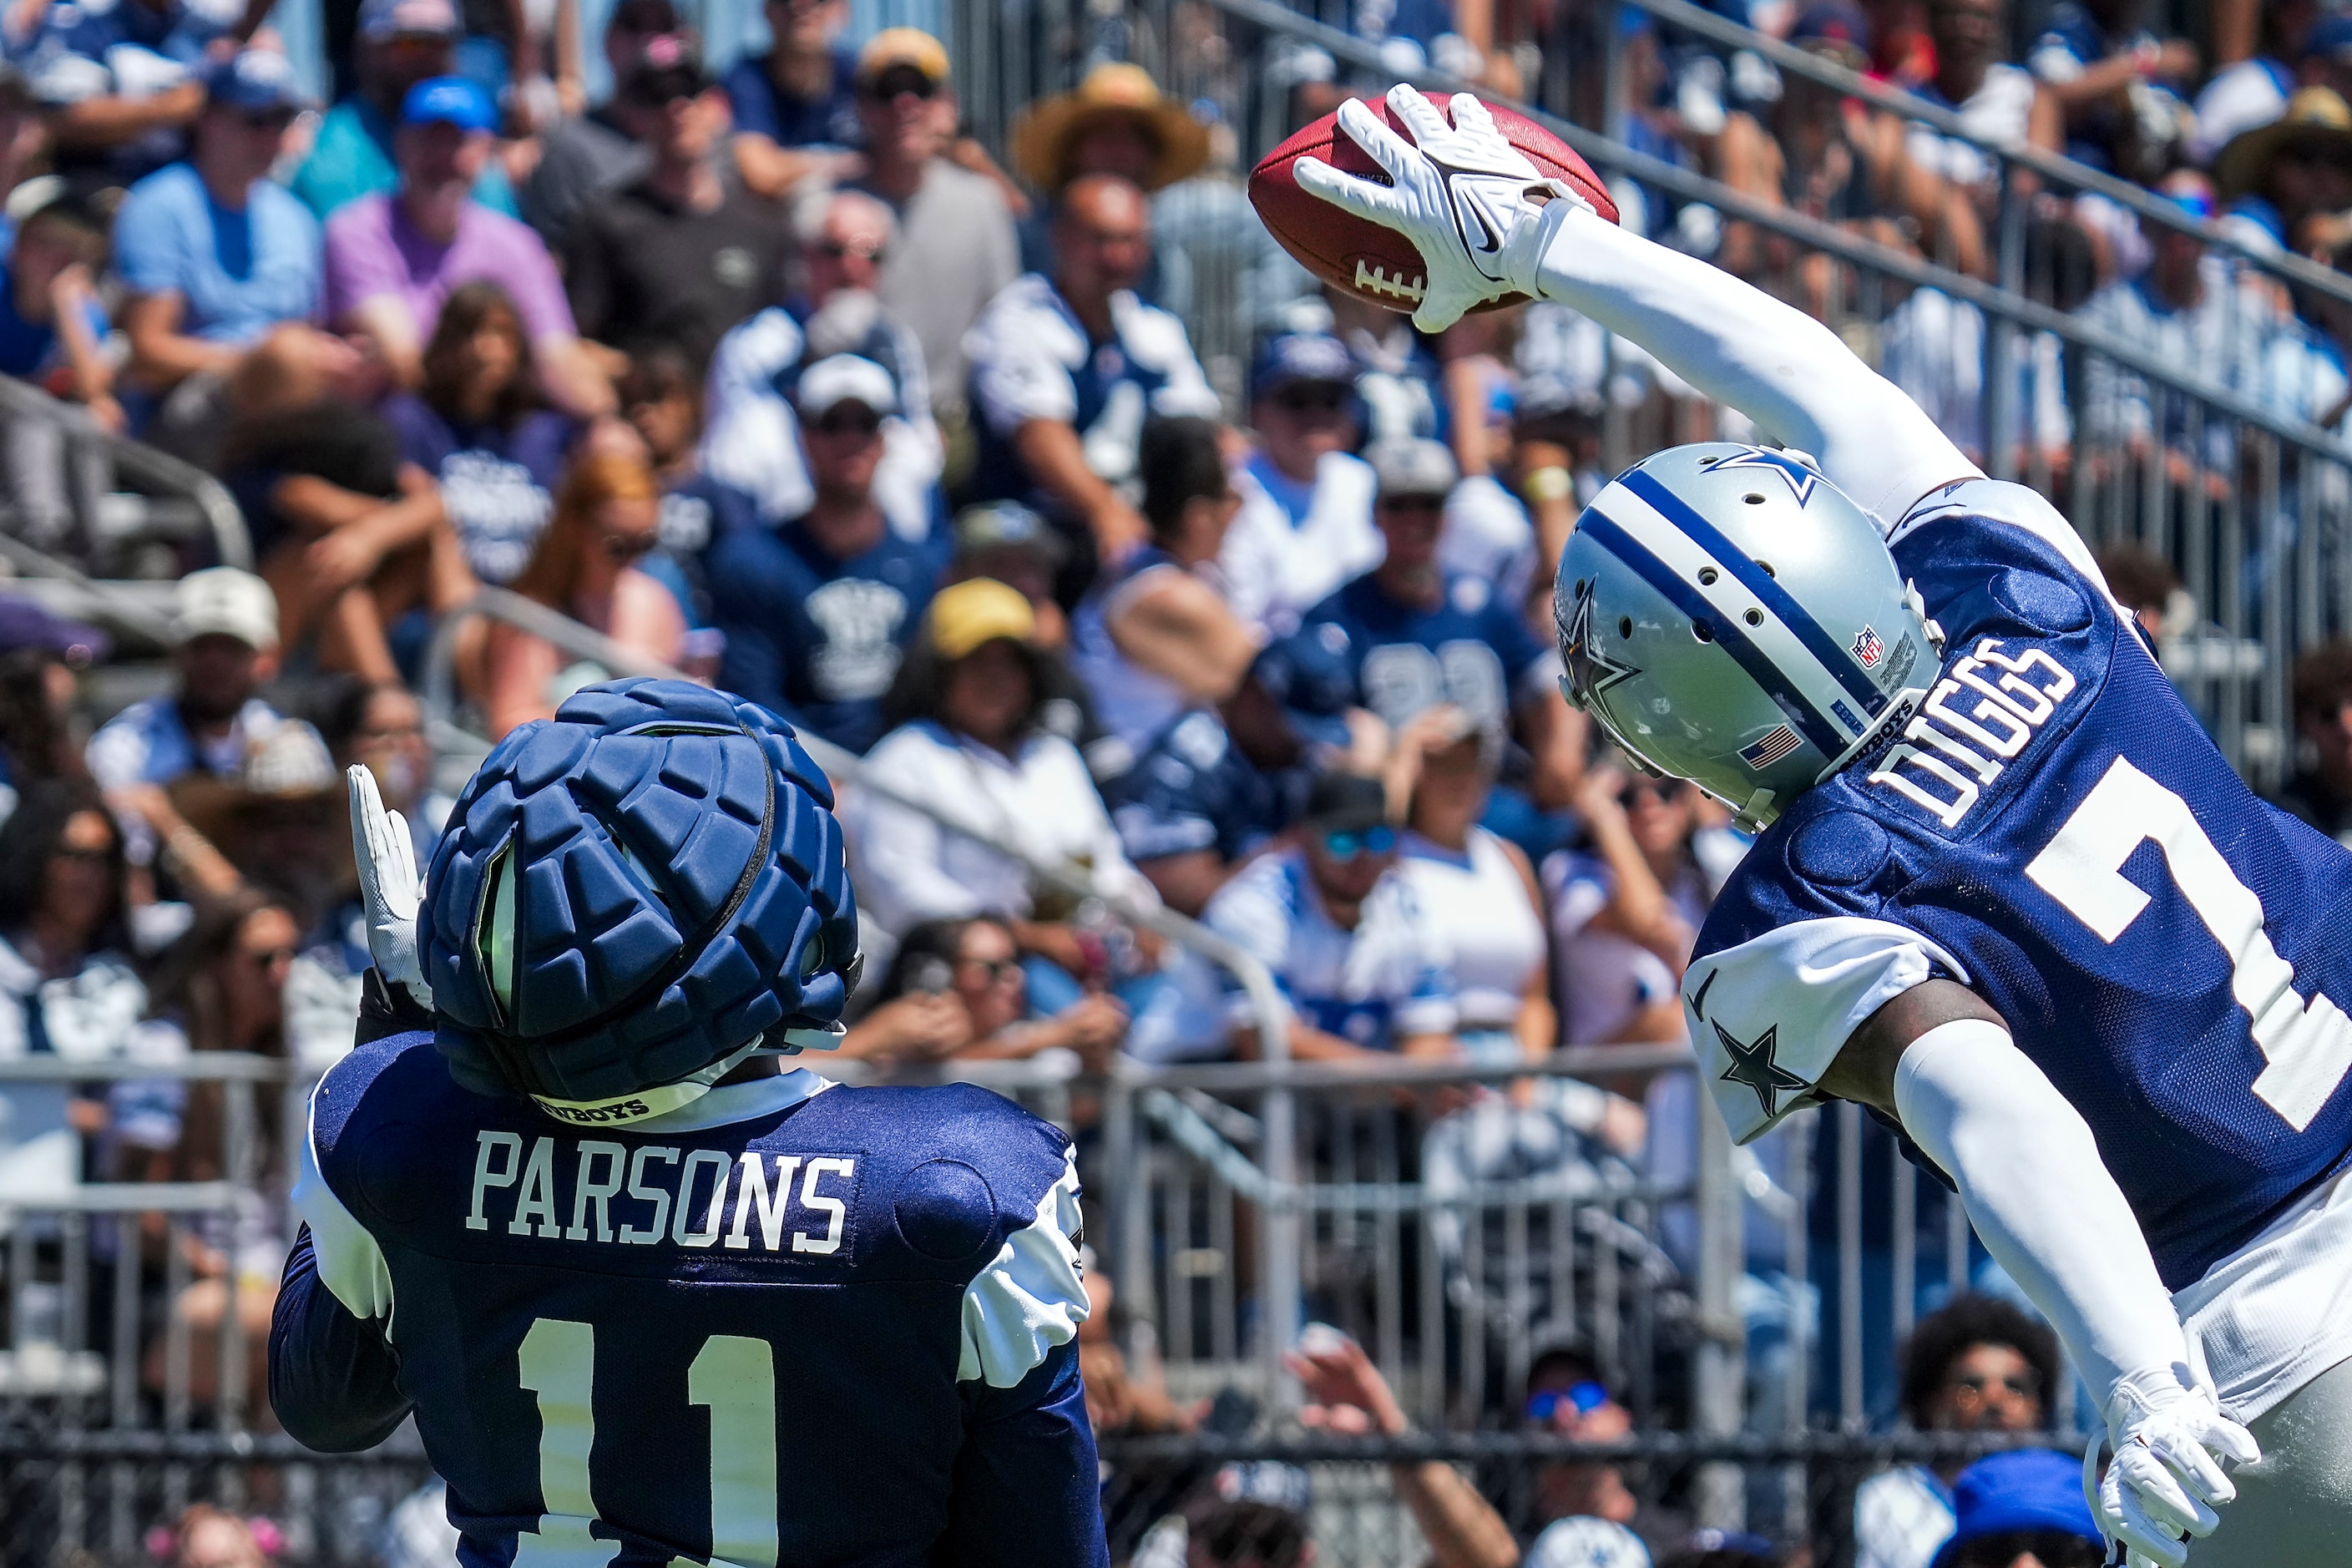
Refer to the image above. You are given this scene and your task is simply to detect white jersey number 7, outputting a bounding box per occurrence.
[2026,755,2352,1131]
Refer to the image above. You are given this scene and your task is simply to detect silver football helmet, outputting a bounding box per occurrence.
[1555,443,1942,827]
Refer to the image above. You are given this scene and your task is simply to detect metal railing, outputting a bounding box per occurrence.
[0,378,250,573]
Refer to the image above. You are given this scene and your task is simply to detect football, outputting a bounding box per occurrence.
[1248,94,1618,316]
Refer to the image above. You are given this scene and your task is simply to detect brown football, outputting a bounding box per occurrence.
[1248,93,1617,316]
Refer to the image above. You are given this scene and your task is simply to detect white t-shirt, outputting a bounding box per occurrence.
[1218,450,1383,636]
[1398,828,1543,1034]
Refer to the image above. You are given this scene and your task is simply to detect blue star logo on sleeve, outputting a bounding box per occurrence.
[1713,447,1822,506]
[1714,1019,1808,1119]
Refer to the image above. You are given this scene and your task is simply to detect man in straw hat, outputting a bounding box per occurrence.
[2213,83,2352,255]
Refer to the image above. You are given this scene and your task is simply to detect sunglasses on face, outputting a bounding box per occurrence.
[862,68,938,102]
[50,843,110,865]
[814,237,887,262]
[1378,493,1446,515]
[239,109,296,131]
[958,955,1022,984]
[1319,823,1396,860]
[603,532,660,563]
[811,407,883,438]
[245,946,296,971]
[1270,385,1348,414]
[1524,1382,1611,1424]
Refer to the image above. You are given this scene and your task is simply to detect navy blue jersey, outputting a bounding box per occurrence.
[1100,710,1303,867]
[271,1032,1102,1567]
[704,518,938,756]
[1303,571,1553,735]
[1688,481,2352,1289]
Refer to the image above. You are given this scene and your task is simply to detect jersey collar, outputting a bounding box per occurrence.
[625,1065,833,1135]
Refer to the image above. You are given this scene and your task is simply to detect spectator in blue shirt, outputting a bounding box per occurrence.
[18,0,239,190]
[725,0,862,200]
[1100,628,1364,917]
[0,187,117,552]
[1186,768,1459,1063]
[964,172,1220,603]
[1304,438,1585,817]
[291,0,519,220]
[704,354,941,754]
[113,50,357,472]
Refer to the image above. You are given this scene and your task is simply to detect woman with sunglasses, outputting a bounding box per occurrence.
[0,781,148,1181]
[482,449,686,737]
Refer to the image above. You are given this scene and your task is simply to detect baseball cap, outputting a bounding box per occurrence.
[1370,438,1459,499]
[927,578,1037,660]
[1248,630,1354,752]
[203,48,311,114]
[1930,1450,2102,1567]
[953,501,1065,565]
[1790,0,1869,66]
[1524,1518,1651,1568]
[854,28,950,90]
[606,0,680,33]
[0,597,108,665]
[1300,770,1388,834]
[358,0,458,41]
[621,30,709,104]
[399,74,497,133]
[795,354,898,419]
[172,567,279,650]
[1249,331,1356,400]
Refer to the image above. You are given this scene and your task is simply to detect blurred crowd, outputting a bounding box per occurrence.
[2,0,2350,1562]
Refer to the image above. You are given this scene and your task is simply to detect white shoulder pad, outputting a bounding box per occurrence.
[957,1145,1090,1388]
[1887,478,2130,621]
[1685,915,1967,1144]
[292,1084,397,1331]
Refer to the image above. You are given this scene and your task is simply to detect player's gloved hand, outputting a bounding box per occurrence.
[348,763,432,1011]
[2081,1372,2260,1568]
[1292,83,1588,333]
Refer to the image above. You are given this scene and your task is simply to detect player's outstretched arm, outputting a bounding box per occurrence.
[941,1342,1110,1568]
[1293,86,1983,526]
[1824,982,2258,1568]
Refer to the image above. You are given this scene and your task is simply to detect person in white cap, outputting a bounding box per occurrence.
[704,352,943,756]
[86,568,296,883]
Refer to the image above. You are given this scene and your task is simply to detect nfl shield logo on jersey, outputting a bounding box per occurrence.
[1851,625,1884,669]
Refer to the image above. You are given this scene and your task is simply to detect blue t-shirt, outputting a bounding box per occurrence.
[111,163,321,346]
[704,514,939,755]
[382,393,576,586]
[0,264,106,379]
[1099,709,1302,867]
[1302,569,1553,735]
[721,48,861,148]
[271,1029,1106,1565]
[1690,482,2352,1288]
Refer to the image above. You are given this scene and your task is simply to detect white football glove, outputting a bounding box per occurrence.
[2082,1372,2260,1568]
[348,763,432,1010]
[1292,84,1588,333]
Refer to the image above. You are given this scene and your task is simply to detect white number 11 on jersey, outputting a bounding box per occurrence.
[2026,755,2352,1130]
[513,1318,779,1568]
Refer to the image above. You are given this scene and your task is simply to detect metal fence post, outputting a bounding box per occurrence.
[1693,1071,1746,1529]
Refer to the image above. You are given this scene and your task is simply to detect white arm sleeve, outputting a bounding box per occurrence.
[1894,1018,2193,1410]
[1532,207,1984,527]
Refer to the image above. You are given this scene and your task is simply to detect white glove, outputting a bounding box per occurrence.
[2082,1372,2260,1568]
[1292,84,1587,333]
[348,764,431,1010]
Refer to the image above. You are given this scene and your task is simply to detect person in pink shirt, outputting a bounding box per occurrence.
[322,75,613,417]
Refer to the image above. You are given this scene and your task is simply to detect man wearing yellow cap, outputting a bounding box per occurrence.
[842,28,1019,427]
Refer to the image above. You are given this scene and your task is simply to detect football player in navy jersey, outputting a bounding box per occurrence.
[268,679,1105,1567]
[1299,87,2352,1565]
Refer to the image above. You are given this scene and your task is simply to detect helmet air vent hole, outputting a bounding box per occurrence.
[1743,493,1765,505]
[1572,578,1586,597]
[1744,609,1764,627]
[1697,567,1718,585]
[1693,622,1714,642]
[1617,616,1633,640]
[1756,560,1776,577]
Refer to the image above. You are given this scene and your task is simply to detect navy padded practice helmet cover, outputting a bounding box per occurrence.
[421,678,857,1101]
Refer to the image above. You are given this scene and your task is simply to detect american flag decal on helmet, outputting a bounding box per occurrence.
[1851,625,1884,668]
[1740,726,1803,769]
